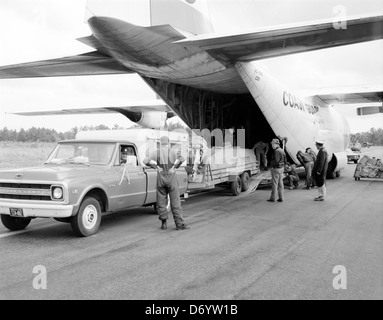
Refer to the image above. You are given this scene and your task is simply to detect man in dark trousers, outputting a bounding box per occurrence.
[312,138,328,201]
[267,138,286,202]
[144,136,190,230]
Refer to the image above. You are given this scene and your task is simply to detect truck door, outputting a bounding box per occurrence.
[113,145,146,208]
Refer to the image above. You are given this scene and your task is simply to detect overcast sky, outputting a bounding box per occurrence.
[0,0,382,133]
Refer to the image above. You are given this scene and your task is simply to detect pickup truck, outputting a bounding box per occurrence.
[0,131,188,236]
[346,147,361,164]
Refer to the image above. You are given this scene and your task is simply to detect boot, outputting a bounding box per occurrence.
[160,220,167,230]
[176,223,190,230]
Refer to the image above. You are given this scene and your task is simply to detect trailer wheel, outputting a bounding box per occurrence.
[1,214,31,231]
[230,176,243,196]
[71,197,101,237]
[241,172,250,191]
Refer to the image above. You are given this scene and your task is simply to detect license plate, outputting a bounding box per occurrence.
[10,208,24,217]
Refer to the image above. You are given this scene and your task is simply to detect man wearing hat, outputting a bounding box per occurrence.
[267,138,286,202]
[144,135,190,230]
[312,138,328,201]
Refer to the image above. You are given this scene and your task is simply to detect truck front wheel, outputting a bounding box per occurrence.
[1,214,31,231]
[71,197,102,237]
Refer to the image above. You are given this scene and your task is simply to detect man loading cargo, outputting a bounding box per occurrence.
[252,140,269,170]
[267,138,286,202]
[144,136,190,231]
[296,149,316,189]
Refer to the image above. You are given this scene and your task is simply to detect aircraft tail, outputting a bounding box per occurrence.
[85,0,213,34]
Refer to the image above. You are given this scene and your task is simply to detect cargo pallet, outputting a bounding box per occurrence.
[353,155,383,181]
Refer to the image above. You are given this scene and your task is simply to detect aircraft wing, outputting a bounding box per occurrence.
[298,85,383,115]
[299,85,383,104]
[175,13,383,62]
[10,100,172,117]
[0,51,130,79]
[0,13,382,82]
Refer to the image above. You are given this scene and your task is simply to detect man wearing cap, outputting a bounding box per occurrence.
[267,138,286,202]
[312,139,328,201]
[143,136,190,231]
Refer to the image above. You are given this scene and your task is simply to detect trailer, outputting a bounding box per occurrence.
[186,145,260,196]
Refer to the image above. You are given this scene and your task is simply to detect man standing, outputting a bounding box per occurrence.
[252,140,269,170]
[296,148,316,189]
[312,139,328,201]
[144,136,190,230]
[267,138,286,202]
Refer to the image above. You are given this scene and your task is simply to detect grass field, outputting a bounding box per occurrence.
[0,142,56,169]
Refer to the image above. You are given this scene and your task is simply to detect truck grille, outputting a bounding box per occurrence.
[0,183,52,201]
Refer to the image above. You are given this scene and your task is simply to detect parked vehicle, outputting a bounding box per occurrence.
[349,142,362,152]
[0,129,188,236]
[346,147,361,164]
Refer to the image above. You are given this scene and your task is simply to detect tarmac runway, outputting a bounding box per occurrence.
[0,147,382,300]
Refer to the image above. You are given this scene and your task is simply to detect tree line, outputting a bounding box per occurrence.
[0,124,127,142]
[350,127,383,147]
[0,125,382,145]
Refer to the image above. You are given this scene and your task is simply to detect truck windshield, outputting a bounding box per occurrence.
[45,142,115,165]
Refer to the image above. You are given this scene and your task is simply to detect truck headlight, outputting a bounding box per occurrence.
[52,187,63,200]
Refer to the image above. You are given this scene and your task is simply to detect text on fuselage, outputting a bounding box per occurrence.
[283,91,318,115]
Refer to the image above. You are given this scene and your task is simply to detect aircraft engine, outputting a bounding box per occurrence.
[122,110,168,129]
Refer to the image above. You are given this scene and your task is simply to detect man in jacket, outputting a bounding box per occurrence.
[144,136,190,230]
[267,138,286,202]
[312,139,328,201]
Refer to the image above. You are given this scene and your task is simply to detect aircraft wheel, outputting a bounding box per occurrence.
[327,170,337,179]
[1,214,31,231]
[231,176,243,196]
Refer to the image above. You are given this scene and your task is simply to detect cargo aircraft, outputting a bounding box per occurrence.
[1,0,383,178]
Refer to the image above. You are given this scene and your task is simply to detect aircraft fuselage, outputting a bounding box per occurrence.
[88,16,350,174]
